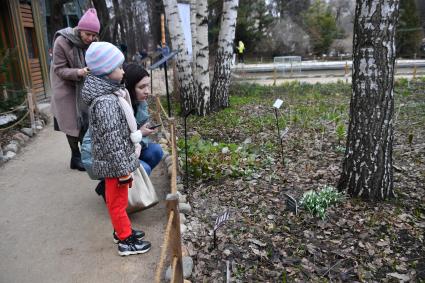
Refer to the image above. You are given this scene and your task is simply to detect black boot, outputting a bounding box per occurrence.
[95,180,106,202]
[70,156,86,171]
[67,135,86,171]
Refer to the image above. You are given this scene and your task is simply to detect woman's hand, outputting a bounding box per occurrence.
[77,67,90,77]
[140,124,155,136]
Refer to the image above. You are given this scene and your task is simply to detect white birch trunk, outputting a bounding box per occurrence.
[194,0,211,115]
[338,0,399,200]
[190,0,197,68]
[210,0,239,111]
[163,0,197,113]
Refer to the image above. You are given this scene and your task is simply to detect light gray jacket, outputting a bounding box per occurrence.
[81,74,138,178]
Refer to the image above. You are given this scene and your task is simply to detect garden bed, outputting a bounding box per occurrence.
[176,80,425,282]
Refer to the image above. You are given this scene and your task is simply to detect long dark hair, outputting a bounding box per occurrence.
[123,63,150,114]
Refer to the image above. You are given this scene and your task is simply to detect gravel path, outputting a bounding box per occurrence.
[0,126,169,283]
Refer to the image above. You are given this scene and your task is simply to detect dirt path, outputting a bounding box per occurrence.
[0,126,169,282]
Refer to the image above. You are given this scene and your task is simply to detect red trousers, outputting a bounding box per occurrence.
[105,178,132,241]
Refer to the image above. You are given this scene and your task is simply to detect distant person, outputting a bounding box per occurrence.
[132,51,142,64]
[421,38,425,54]
[237,40,245,63]
[139,49,148,67]
[82,42,151,256]
[156,44,170,69]
[140,49,148,60]
[155,44,164,69]
[50,8,100,171]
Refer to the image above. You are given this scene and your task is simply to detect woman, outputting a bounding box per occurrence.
[50,8,100,171]
[124,63,163,176]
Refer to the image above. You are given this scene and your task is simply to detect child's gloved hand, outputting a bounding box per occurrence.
[118,174,133,188]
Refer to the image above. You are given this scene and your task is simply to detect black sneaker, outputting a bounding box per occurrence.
[117,235,151,256]
[113,229,145,244]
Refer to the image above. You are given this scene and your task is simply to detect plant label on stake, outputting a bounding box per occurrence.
[273,99,285,166]
[273,99,283,109]
[280,127,289,140]
[213,210,230,249]
[284,193,298,215]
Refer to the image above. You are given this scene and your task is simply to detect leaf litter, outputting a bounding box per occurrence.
[176,82,425,282]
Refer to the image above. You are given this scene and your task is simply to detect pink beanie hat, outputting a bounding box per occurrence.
[77,8,100,34]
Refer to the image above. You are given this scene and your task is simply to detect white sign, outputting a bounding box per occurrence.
[273,99,283,109]
[214,210,230,231]
[177,3,192,56]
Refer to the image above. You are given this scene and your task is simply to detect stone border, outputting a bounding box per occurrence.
[0,103,51,166]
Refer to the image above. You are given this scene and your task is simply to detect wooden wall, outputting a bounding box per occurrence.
[3,0,50,102]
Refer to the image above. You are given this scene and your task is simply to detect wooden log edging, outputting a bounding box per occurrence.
[154,97,193,283]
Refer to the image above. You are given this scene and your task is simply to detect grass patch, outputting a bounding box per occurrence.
[177,134,258,180]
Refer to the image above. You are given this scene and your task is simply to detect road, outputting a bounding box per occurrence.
[0,126,169,282]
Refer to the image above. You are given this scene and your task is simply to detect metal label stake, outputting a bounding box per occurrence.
[273,99,285,166]
[213,210,230,249]
[148,49,179,117]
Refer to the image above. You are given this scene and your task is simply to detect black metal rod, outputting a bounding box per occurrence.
[150,57,153,95]
[164,62,171,117]
[213,230,217,249]
[274,108,284,166]
[184,113,189,191]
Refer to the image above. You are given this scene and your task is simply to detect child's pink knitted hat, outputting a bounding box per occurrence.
[77,8,100,34]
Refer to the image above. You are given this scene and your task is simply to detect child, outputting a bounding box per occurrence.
[123,63,163,176]
[82,42,151,256]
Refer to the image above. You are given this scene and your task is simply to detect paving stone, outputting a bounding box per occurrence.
[4,143,19,153]
[21,127,33,137]
[179,203,192,214]
[165,256,194,280]
[5,151,16,159]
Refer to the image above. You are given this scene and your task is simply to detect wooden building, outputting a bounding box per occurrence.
[0,0,50,101]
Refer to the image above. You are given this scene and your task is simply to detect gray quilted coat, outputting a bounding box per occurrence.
[81,74,138,178]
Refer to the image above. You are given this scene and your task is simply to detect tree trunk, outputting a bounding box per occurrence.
[210,0,239,111]
[194,0,211,115]
[416,0,425,32]
[49,0,67,40]
[190,0,197,66]
[92,0,112,42]
[338,0,399,201]
[147,0,164,48]
[163,0,197,114]
[112,0,120,43]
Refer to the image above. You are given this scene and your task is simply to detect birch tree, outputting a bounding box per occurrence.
[163,0,197,113]
[194,0,211,115]
[190,0,197,66]
[338,0,399,200]
[210,0,239,111]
